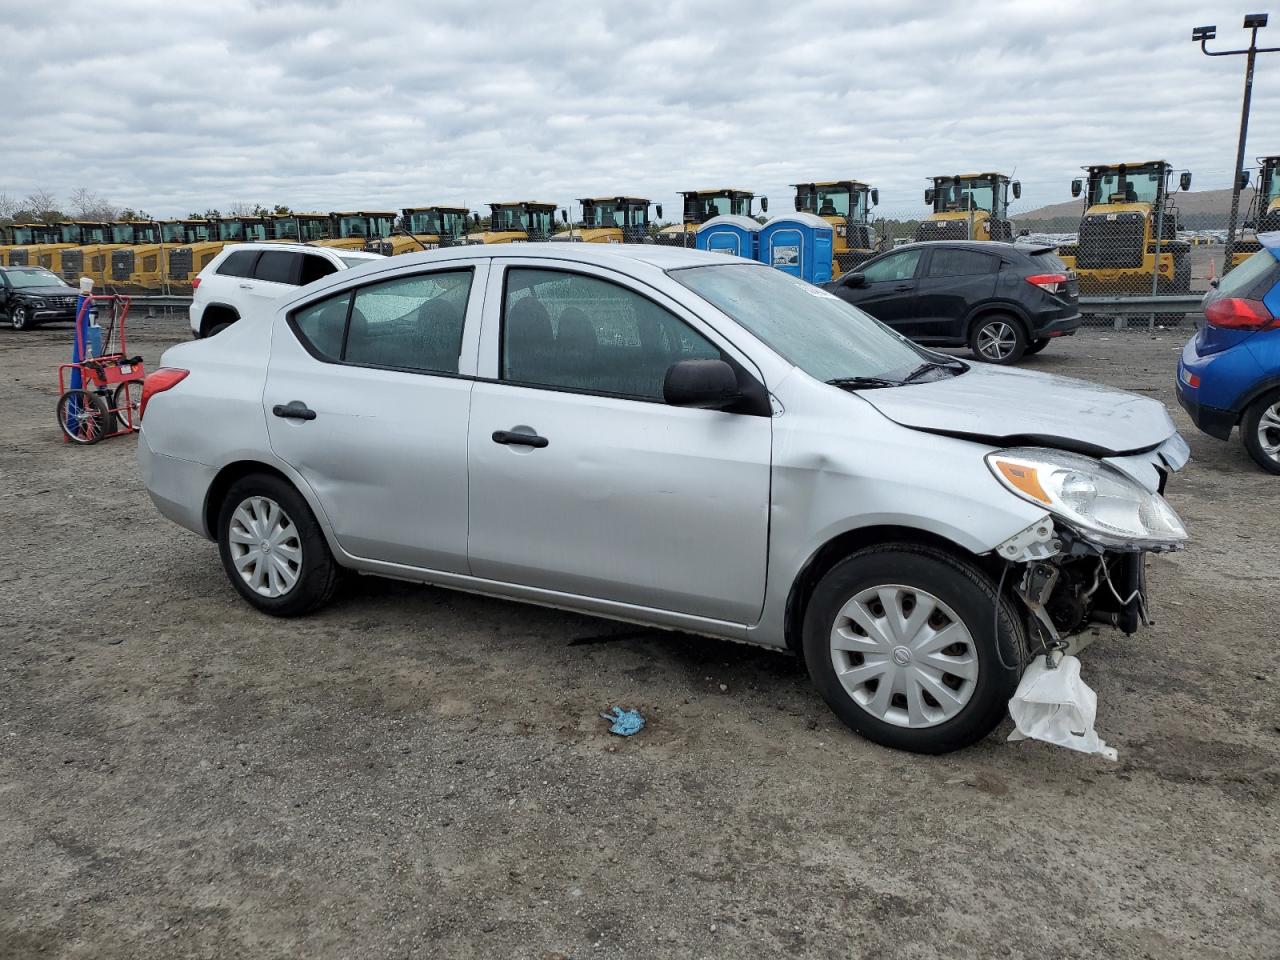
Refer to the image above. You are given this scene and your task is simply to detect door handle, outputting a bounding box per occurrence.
[238,283,253,289]
[272,401,316,421]
[894,283,913,291]
[492,429,548,448]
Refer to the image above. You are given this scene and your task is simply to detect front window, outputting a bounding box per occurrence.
[671,263,929,383]
[1264,166,1280,203]
[1088,166,1164,206]
[219,221,245,241]
[297,218,329,242]
[161,224,184,243]
[527,210,553,235]
[335,216,368,238]
[58,225,78,243]
[111,226,133,243]
[935,178,998,215]
[5,268,64,288]
[11,228,35,244]
[624,204,648,228]
[408,211,443,235]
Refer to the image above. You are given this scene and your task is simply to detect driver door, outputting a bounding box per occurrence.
[833,248,924,335]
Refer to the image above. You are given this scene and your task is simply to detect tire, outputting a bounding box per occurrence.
[801,543,1026,754]
[11,305,32,330]
[969,313,1026,364]
[112,380,143,432]
[216,473,341,616]
[1024,338,1050,355]
[1241,388,1280,475]
[56,389,110,444]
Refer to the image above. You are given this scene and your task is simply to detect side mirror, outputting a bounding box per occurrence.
[760,197,768,213]
[870,188,879,207]
[1180,171,1192,191]
[655,204,662,219]
[793,195,803,212]
[1239,170,1251,189]
[663,358,740,409]
[1071,179,1083,198]
[924,189,935,204]
[845,271,867,288]
[1012,180,1022,200]
[1210,278,1220,289]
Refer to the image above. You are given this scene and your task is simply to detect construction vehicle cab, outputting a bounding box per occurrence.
[655,189,762,246]
[166,219,226,289]
[471,202,557,243]
[216,217,270,243]
[1057,161,1192,296]
[268,213,332,243]
[11,222,100,273]
[793,180,879,276]
[316,212,397,249]
[56,221,126,287]
[1232,156,1280,267]
[372,207,471,255]
[1,224,52,266]
[555,197,658,243]
[916,173,1018,242]
[112,220,184,290]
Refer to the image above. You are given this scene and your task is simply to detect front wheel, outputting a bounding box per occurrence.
[969,314,1026,364]
[1242,389,1280,475]
[802,544,1025,754]
[217,473,342,616]
[11,305,32,330]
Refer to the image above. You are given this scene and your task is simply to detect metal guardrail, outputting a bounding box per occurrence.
[1079,294,1203,315]
[127,294,194,309]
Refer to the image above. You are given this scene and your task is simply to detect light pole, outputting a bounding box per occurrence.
[1194,14,1279,273]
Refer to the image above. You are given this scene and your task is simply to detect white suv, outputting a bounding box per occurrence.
[189,243,382,338]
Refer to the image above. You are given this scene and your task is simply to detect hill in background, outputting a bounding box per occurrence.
[1015,187,1257,231]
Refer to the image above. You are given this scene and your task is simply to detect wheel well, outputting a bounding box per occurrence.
[782,525,997,655]
[203,460,293,537]
[200,303,240,337]
[965,305,1029,342]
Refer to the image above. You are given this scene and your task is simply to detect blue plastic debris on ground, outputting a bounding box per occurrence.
[600,706,645,736]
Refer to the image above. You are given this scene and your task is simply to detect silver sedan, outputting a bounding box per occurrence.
[137,244,1189,753]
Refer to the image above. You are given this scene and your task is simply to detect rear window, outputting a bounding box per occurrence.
[255,251,300,285]
[216,249,259,278]
[1027,248,1070,273]
[1219,247,1280,296]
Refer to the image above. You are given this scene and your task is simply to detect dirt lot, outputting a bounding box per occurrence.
[1,313,1277,960]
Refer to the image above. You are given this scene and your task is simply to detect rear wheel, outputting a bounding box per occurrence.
[56,389,110,444]
[801,544,1025,753]
[1242,389,1280,475]
[1024,338,1050,355]
[969,314,1026,364]
[217,473,341,616]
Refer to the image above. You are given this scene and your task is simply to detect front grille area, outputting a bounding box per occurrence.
[168,248,193,280]
[60,250,84,282]
[112,250,135,281]
[1077,214,1144,269]
[914,220,968,242]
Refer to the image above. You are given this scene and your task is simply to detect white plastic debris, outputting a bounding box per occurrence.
[1008,653,1117,761]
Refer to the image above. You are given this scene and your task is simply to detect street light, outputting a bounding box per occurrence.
[1194,14,1280,273]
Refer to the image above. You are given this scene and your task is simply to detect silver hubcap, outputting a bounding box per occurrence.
[977,321,1016,360]
[1258,402,1280,462]
[228,496,302,598]
[829,585,979,728]
[13,308,25,328]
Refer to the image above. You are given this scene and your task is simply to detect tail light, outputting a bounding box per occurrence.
[192,276,201,290]
[1204,297,1278,330]
[139,367,189,421]
[1025,273,1070,294]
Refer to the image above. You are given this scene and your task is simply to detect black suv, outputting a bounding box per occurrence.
[0,266,81,330]
[826,240,1081,364]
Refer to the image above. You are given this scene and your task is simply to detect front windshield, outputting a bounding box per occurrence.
[161,223,184,242]
[935,179,996,214]
[587,203,621,228]
[408,211,442,234]
[11,228,35,244]
[298,218,328,241]
[1264,165,1280,203]
[671,263,931,382]
[1088,166,1163,206]
[799,186,869,220]
[527,210,552,235]
[219,221,245,241]
[6,268,63,288]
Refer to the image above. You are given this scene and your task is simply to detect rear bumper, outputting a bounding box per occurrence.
[1030,311,1083,339]
[1176,380,1236,440]
[137,431,216,539]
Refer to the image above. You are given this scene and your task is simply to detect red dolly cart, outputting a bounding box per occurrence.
[56,294,146,444]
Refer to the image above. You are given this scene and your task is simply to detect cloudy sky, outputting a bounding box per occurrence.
[2,0,1276,219]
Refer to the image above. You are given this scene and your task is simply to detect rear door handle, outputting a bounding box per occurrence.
[272,401,316,421]
[492,429,548,448]
[238,283,253,289]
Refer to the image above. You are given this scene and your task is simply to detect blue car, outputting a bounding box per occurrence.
[1177,233,1280,474]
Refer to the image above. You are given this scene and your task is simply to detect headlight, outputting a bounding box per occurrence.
[986,447,1187,548]
[31,299,46,308]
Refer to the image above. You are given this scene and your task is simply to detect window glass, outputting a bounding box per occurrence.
[862,250,921,283]
[502,268,720,400]
[1219,247,1280,295]
[293,292,351,361]
[255,251,299,284]
[299,254,338,286]
[926,249,996,278]
[216,249,259,278]
[344,270,472,373]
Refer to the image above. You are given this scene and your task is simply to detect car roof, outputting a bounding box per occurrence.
[878,240,1033,255]
[218,242,383,258]
[371,242,747,271]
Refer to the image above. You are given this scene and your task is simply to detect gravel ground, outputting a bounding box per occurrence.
[1,314,1277,960]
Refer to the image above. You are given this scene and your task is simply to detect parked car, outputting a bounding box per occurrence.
[826,240,1081,364]
[138,244,1188,754]
[189,243,383,338]
[1177,234,1280,474]
[0,265,81,330]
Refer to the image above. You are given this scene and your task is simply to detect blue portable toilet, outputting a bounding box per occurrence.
[759,212,834,285]
[695,215,760,260]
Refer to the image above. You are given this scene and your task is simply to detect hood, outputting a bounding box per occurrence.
[858,363,1176,457]
[14,285,76,298]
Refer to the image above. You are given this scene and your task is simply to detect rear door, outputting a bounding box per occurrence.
[913,246,999,342]
[832,248,924,332]
[247,250,303,308]
[263,261,487,571]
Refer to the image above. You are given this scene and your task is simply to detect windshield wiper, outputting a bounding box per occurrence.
[901,360,965,384]
[826,375,903,391]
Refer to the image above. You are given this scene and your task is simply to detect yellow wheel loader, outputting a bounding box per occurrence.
[655,189,763,247]
[315,212,397,250]
[0,224,47,267]
[371,207,472,255]
[215,216,271,243]
[7,222,91,273]
[166,219,226,290]
[793,180,879,277]
[916,173,1019,242]
[1230,155,1280,268]
[111,221,179,290]
[552,197,659,243]
[468,202,558,243]
[1056,161,1192,296]
[56,221,130,288]
[267,213,333,243]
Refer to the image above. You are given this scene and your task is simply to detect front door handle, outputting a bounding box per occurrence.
[492,429,548,448]
[238,283,253,289]
[273,401,316,421]
[894,283,913,291]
